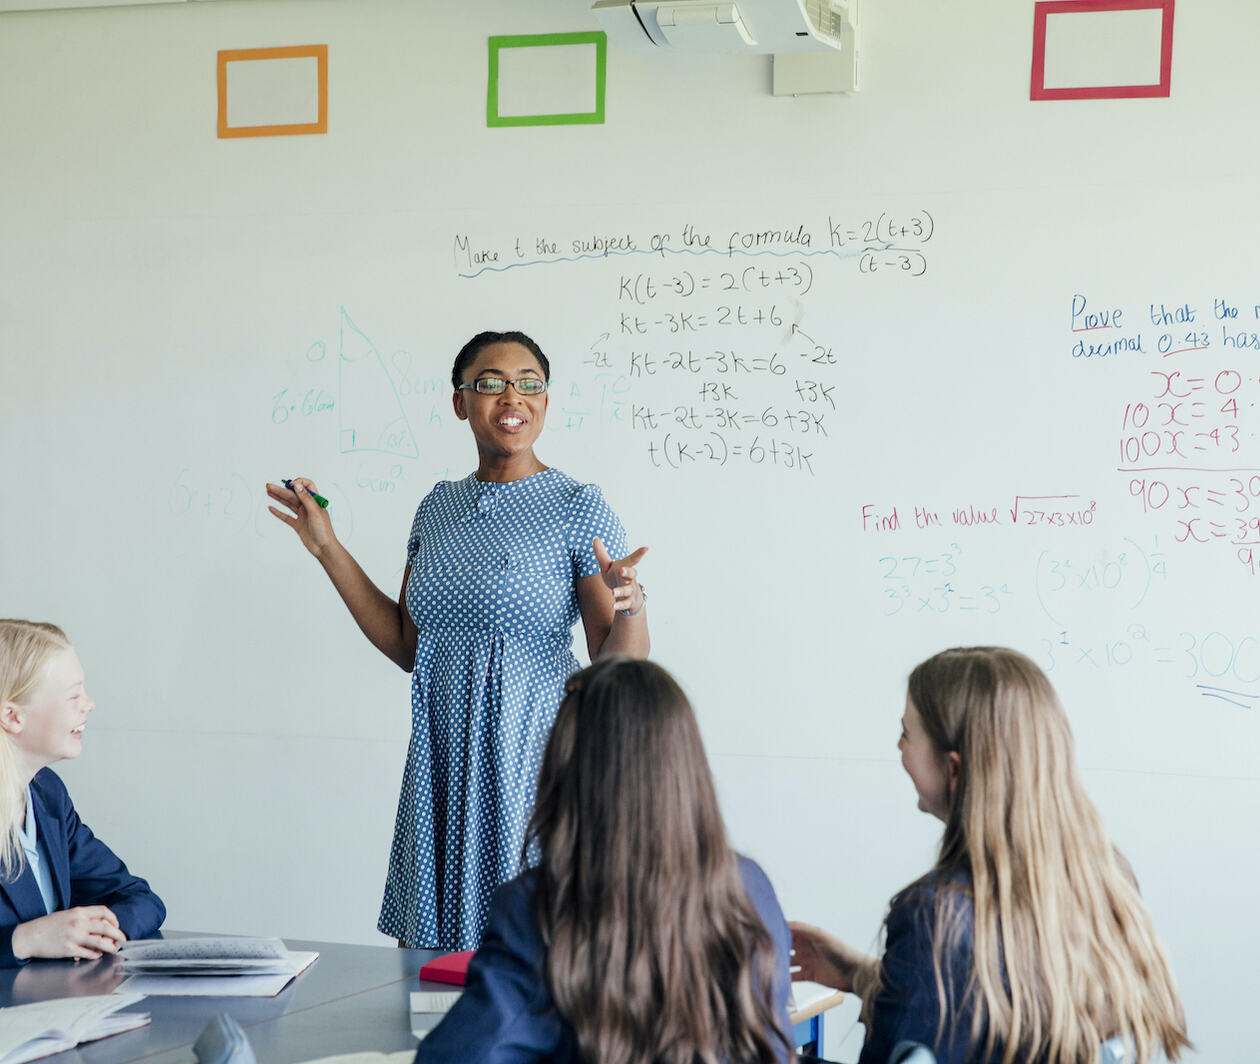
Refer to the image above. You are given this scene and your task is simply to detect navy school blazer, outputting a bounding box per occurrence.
[415,855,794,1064]
[0,768,166,967]
[858,871,1023,1064]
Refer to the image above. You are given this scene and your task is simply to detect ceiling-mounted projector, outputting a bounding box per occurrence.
[593,0,854,54]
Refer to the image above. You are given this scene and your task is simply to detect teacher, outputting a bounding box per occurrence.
[266,331,649,950]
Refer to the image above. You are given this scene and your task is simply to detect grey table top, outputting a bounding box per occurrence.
[0,935,442,1064]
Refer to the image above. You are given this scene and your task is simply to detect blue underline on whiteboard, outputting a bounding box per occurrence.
[456,242,884,279]
[1197,684,1259,709]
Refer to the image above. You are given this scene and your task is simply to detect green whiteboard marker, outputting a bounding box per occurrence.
[283,479,330,509]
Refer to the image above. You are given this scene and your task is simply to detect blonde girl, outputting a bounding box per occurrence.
[791,647,1189,1064]
[0,620,164,964]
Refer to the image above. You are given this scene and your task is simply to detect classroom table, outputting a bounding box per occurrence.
[0,936,438,1064]
[0,937,844,1063]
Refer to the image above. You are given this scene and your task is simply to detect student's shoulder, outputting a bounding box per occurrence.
[887,868,975,946]
[490,868,539,908]
[735,854,774,893]
[734,855,785,916]
[483,869,546,946]
[880,869,980,1019]
[30,767,70,807]
[892,867,972,909]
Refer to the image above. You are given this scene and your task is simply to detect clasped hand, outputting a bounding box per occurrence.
[12,906,125,961]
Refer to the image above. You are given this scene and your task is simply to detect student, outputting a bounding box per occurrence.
[791,647,1190,1064]
[0,620,165,966]
[415,657,792,1064]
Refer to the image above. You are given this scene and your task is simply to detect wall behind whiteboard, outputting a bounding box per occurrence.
[0,1,1254,1059]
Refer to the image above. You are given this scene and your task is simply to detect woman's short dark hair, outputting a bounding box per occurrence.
[451,331,551,390]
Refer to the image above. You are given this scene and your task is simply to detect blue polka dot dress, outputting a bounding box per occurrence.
[377,468,628,950]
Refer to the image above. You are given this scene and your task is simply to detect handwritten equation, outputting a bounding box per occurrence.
[550,282,829,476]
[877,543,1015,617]
[1040,625,1260,710]
[875,533,1256,705]
[1073,290,1260,573]
[859,494,1098,533]
[454,214,933,477]
[453,212,935,277]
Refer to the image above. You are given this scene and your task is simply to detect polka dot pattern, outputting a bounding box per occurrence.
[376,468,627,950]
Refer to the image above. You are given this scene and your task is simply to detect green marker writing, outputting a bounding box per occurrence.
[283,479,330,509]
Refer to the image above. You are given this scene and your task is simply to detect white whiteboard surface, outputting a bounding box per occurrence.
[1042,8,1165,89]
[495,42,599,117]
[223,53,321,128]
[0,1,1254,1060]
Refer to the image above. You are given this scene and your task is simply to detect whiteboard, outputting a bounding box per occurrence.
[0,1,1252,1059]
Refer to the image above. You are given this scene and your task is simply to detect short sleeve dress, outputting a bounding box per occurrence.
[377,468,628,950]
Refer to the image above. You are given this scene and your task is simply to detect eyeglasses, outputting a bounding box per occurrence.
[457,377,548,397]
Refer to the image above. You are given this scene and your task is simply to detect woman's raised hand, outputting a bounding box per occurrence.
[788,921,877,995]
[266,477,336,558]
[593,537,648,615]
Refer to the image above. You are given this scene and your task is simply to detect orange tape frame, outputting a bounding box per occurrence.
[217,44,328,139]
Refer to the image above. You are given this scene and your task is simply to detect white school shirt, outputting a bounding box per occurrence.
[18,785,57,915]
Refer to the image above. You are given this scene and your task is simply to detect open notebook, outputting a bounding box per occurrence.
[117,937,318,997]
[0,993,148,1064]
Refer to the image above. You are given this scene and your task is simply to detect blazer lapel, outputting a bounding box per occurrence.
[30,781,70,912]
[0,858,52,923]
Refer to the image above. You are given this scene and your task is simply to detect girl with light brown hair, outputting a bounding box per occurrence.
[792,646,1189,1064]
[415,655,793,1064]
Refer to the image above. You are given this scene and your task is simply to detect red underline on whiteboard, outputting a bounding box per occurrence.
[1117,466,1260,472]
[1072,325,1115,332]
[1164,346,1210,357]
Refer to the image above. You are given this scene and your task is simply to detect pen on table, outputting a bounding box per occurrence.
[283,479,330,509]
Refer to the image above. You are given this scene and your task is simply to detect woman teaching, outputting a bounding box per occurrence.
[266,331,649,950]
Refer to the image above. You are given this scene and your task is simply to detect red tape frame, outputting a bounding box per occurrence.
[1030,0,1174,101]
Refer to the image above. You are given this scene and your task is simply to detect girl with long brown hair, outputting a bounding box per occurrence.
[415,656,793,1064]
[792,647,1189,1064]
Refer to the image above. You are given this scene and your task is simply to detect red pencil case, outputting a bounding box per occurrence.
[418,950,475,986]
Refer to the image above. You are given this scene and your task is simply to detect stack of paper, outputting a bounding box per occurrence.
[117,938,319,997]
[788,980,842,1014]
[0,993,148,1064]
[409,988,463,1042]
[409,991,460,1015]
